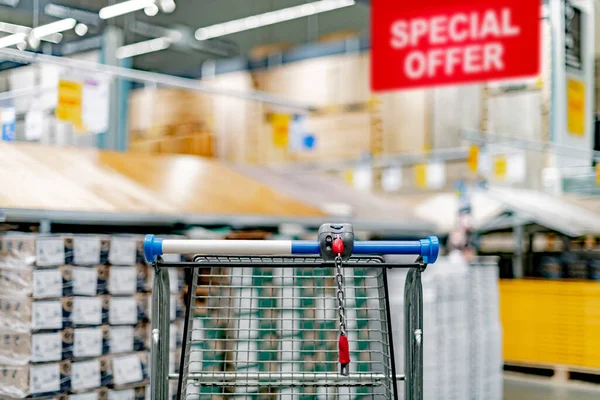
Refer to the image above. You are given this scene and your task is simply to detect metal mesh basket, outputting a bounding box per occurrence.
[175,255,398,400]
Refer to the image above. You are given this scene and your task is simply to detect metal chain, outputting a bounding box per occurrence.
[335,255,347,337]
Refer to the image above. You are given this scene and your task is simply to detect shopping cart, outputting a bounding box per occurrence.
[144,224,439,400]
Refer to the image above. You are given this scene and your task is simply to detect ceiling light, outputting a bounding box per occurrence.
[195,0,355,41]
[301,3,316,16]
[99,0,156,20]
[144,4,159,16]
[159,0,176,13]
[116,36,170,59]
[74,23,88,36]
[0,21,30,34]
[0,33,26,49]
[43,32,63,43]
[0,21,62,43]
[31,18,76,38]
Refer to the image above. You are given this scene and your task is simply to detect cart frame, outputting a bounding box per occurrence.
[144,232,439,400]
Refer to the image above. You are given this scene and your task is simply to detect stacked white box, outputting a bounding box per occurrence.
[468,257,503,400]
[387,253,503,400]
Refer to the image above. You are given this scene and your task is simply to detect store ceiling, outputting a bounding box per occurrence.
[0,0,370,75]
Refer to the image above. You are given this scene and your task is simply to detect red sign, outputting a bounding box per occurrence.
[371,0,541,91]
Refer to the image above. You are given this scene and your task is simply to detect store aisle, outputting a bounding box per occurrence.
[504,376,600,400]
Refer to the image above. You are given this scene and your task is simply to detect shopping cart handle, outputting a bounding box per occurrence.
[144,235,439,264]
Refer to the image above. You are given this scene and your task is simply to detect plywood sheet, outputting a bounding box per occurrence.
[97,151,322,217]
[0,142,176,213]
[0,143,323,218]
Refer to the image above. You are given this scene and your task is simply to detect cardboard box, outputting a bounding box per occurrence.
[72,297,109,327]
[107,324,148,355]
[108,266,137,296]
[0,329,73,364]
[72,266,109,296]
[71,358,101,392]
[73,236,102,267]
[0,297,72,331]
[0,236,36,268]
[108,386,145,400]
[109,295,148,326]
[73,326,110,359]
[68,387,109,400]
[108,353,149,389]
[108,237,138,266]
[35,236,70,267]
[0,360,70,398]
[0,265,73,298]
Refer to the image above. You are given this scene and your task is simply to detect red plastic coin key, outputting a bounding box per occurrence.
[332,238,344,255]
[338,334,351,374]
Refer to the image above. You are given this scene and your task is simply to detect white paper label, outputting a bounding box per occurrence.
[110,326,134,354]
[25,104,44,141]
[74,237,101,265]
[31,332,62,362]
[74,328,103,358]
[113,354,143,386]
[71,359,101,391]
[70,392,98,400]
[109,266,137,295]
[109,297,137,325]
[82,78,110,134]
[72,267,98,296]
[168,269,179,294]
[36,238,65,267]
[109,237,136,266]
[109,388,135,400]
[32,301,63,330]
[382,167,403,192]
[33,269,63,299]
[29,363,60,394]
[73,297,102,326]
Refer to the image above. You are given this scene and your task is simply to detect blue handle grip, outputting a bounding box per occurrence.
[291,237,439,263]
[144,235,439,264]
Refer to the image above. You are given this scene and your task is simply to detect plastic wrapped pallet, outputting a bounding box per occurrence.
[110,385,146,400]
[0,360,71,398]
[387,253,502,400]
[0,329,74,364]
[468,256,503,400]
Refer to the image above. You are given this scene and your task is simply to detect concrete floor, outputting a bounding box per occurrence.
[503,375,600,400]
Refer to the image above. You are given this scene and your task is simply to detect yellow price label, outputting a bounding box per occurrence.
[270,113,291,149]
[467,145,479,172]
[493,155,507,180]
[56,79,83,130]
[343,169,354,186]
[414,163,427,188]
[567,78,585,136]
[596,164,600,186]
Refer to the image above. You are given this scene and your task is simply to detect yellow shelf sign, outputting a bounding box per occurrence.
[414,163,427,188]
[56,79,84,130]
[467,145,479,172]
[596,164,600,186]
[270,113,291,149]
[493,155,507,180]
[567,77,585,136]
[343,169,354,186]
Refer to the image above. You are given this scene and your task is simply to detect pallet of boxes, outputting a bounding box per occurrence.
[0,234,185,400]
